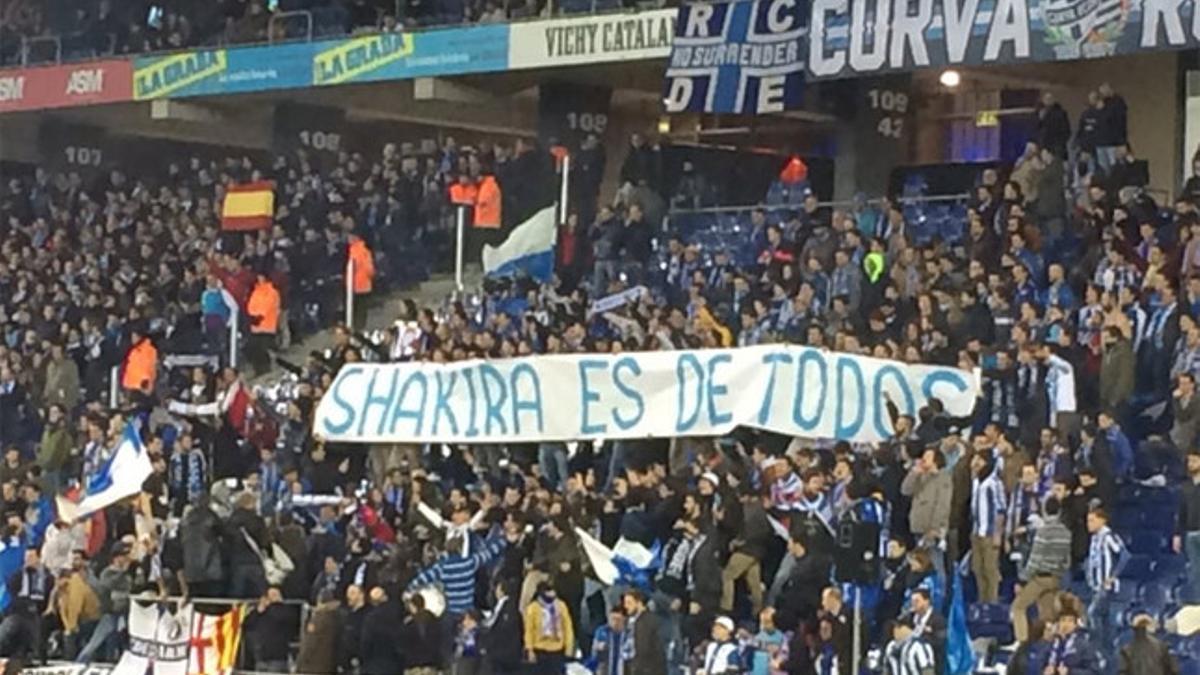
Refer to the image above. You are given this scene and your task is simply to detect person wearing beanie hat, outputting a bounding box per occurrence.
[699,616,741,674]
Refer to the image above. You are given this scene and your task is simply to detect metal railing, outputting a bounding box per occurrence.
[268,10,314,43]
[20,35,61,65]
[668,192,973,216]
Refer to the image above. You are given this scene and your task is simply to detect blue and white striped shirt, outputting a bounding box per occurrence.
[1087,525,1129,592]
[970,474,1007,538]
[885,635,935,675]
[408,534,506,614]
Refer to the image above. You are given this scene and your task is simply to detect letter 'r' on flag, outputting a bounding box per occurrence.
[221,181,274,231]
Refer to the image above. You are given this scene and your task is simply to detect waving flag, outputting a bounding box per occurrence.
[946,562,976,675]
[0,536,23,612]
[575,527,660,589]
[61,423,153,521]
[482,206,557,282]
[221,181,275,231]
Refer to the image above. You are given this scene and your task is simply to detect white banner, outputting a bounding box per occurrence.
[113,602,193,675]
[508,9,676,69]
[314,345,979,445]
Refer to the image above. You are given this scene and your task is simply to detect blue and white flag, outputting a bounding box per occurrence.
[946,562,975,675]
[0,536,24,612]
[575,527,660,589]
[62,423,154,521]
[481,206,557,282]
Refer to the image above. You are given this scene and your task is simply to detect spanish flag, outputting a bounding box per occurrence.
[221,181,274,231]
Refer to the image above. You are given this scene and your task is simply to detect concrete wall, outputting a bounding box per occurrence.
[908,51,1182,197]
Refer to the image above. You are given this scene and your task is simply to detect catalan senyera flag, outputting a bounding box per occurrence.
[221,181,274,231]
[187,606,245,675]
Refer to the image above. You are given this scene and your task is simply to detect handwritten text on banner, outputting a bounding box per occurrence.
[314,345,979,444]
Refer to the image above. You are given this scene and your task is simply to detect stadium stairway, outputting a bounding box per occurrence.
[252,267,482,384]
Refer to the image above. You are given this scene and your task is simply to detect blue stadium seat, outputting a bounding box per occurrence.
[1155,554,1187,582]
[1130,531,1168,555]
[1120,555,1155,583]
[1139,581,1171,614]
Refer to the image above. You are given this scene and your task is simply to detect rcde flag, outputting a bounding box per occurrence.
[665,0,807,113]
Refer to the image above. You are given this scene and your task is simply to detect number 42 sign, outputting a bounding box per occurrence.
[867,88,909,140]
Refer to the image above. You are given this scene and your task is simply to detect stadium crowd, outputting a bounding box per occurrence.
[0,80,1192,675]
[0,0,652,66]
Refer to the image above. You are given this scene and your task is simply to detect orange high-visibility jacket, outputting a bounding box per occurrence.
[474,175,502,229]
[449,181,478,206]
[247,278,281,334]
[121,338,158,392]
[348,237,376,294]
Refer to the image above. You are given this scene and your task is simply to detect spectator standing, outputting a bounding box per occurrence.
[0,548,53,662]
[1085,507,1128,652]
[1118,613,1179,675]
[1173,373,1200,452]
[901,447,952,549]
[388,590,433,675]
[74,544,131,664]
[970,452,1006,603]
[225,491,268,598]
[699,615,742,674]
[523,581,574,675]
[244,586,292,673]
[296,589,341,675]
[50,557,99,660]
[590,607,627,675]
[882,614,935,675]
[1037,91,1071,159]
[1178,449,1200,601]
[483,579,523,675]
[347,234,376,331]
[622,589,665,675]
[42,343,79,411]
[1096,82,1128,172]
[246,271,281,377]
[1011,496,1071,642]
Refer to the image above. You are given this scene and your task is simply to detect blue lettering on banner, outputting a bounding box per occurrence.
[706,354,733,426]
[313,346,979,445]
[793,350,827,431]
[463,368,480,438]
[322,366,363,435]
[758,352,792,425]
[675,353,705,432]
[835,356,865,438]
[579,360,608,435]
[358,369,399,437]
[479,364,509,435]
[432,371,459,436]
[390,371,428,435]
[921,369,971,401]
[510,364,544,434]
[612,357,645,430]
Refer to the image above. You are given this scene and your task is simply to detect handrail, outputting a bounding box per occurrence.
[269,10,314,44]
[20,35,61,65]
[120,592,309,606]
[669,192,972,216]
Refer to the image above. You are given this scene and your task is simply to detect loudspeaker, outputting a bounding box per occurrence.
[833,516,882,585]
